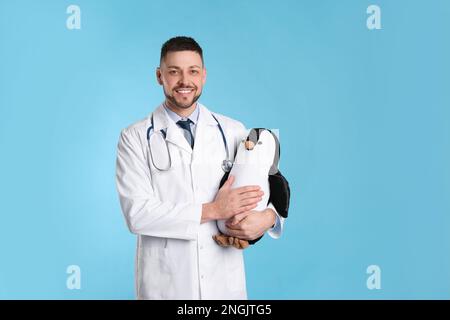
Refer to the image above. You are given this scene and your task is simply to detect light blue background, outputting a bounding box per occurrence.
[1,0,449,299]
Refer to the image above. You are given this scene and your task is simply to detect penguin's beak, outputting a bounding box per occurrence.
[244,140,255,150]
[245,128,259,150]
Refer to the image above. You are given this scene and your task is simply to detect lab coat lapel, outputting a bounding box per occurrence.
[193,104,222,160]
[165,123,193,154]
[197,103,220,127]
[152,104,193,154]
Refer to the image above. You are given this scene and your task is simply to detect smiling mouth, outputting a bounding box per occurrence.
[175,88,194,94]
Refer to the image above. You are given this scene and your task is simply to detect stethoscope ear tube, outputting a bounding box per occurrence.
[211,113,231,172]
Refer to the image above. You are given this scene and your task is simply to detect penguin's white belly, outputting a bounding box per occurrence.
[217,163,270,235]
[230,164,270,212]
[216,129,276,236]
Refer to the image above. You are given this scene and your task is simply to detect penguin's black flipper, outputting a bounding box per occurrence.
[248,235,263,245]
[268,170,290,218]
[249,170,290,245]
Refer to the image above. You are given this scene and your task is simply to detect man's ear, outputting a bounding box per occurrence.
[156,67,163,85]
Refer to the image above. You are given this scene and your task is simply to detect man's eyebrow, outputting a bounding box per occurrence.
[167,65,202,69]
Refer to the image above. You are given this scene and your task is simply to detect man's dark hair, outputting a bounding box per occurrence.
[160,36,204,66]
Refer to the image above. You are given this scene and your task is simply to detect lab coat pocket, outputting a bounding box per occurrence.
[137,246,174,299]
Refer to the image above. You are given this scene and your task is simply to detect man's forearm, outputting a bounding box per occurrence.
[201,202,217,224]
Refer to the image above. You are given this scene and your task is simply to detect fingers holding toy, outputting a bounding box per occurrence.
[212,175,262,220]
[226,211,253,227]
[226,208,276,240]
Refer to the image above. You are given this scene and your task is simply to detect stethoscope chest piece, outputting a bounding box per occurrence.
[222,159,233,173]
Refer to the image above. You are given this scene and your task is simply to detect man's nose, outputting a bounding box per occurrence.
[178,72,192,86]
[178,80,190,87]
[178,72,186,82]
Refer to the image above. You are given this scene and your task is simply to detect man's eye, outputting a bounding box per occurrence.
[169,70,178,75]
[191,70,199,75]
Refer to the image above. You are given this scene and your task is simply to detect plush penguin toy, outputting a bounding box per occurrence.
[213,128,290,249]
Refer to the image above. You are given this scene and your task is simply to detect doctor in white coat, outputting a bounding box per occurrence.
[115,36,284,300]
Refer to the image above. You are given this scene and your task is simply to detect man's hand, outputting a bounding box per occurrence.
[201,175,264,223]
[224,208,277,240]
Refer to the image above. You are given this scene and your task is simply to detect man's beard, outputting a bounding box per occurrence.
[164,87,202,109]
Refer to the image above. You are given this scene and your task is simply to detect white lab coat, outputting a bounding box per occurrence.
[115,103,283,300]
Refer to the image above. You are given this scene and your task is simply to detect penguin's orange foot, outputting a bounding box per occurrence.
[233,237,250,250]
[213,234,250,250]
[213,234,232,247]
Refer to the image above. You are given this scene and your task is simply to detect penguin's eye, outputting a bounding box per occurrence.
[241,139,246,143]
[257,141,263,145]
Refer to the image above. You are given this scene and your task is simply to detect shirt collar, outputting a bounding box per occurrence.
[163,102,200,125]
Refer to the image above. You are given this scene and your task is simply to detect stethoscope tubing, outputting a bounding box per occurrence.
[147,113,231,172]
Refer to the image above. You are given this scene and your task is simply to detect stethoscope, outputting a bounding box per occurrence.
[146,113,233,172]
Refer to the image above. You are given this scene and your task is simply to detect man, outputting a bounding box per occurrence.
[115,36,284,300]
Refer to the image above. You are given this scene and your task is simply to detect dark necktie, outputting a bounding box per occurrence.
[176,119,194,148]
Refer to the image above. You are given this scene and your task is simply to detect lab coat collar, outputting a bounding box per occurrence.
[152,102,217,132]
[197,103,220,127]
[163,102,200,125]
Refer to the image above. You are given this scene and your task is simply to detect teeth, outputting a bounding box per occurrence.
[176,88,193,93]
